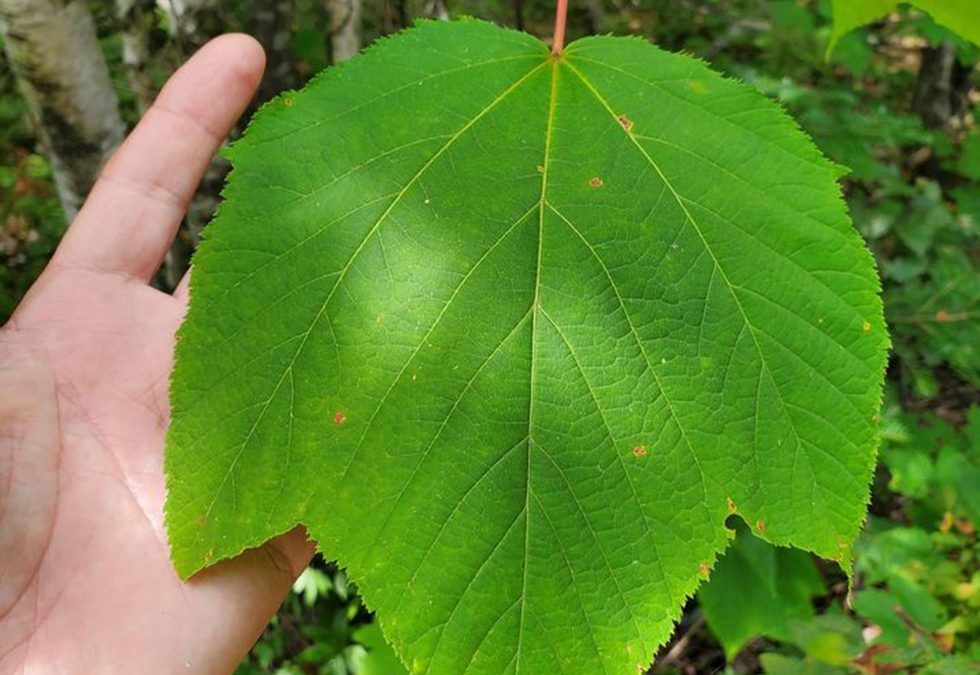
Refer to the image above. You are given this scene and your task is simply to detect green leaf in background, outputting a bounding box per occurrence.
[698,525,825,660]
[758,612,865,674]
[166,19,887,674]
[828,1,980,55]
[354,623,410,675]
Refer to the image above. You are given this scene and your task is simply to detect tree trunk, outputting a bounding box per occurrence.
[0,0,125,219]
[116,0,157,114]
[328,0,362,63]
[913,42,973,131]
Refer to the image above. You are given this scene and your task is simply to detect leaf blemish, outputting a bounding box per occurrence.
[756,519,766,533]
[283,97,293,107]
[334,411,347,425]
[632,445,647,457]
[617,114,634,132]
[589,176,603,188]
[726,496,737,513]
[862,321,872,332]
[699,562,710,576]
[686,79,709,94]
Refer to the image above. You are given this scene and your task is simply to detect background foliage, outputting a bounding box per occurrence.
[1,0,977,673]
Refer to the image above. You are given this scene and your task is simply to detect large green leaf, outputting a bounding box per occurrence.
[828,1,980,53]
[166,19,887,674]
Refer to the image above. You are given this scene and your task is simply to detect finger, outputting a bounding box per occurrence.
[174,268,191,304]
[180,527,317,674]
[53,34,265,283]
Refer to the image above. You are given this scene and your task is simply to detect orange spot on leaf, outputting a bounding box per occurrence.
[334,411,347,424]
[589,176,603,188]
[632,445,647,457]
[726,497,737,513]
[699,562,710,576]
[935,309,951,323]
[617,114,634,132]
[862,321,872,332]
[756,519,766,533]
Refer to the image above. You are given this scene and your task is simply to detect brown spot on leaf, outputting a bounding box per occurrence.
[334,411,347,425]
[699,562,710,576]
[617,114,634,132]
[632,445,647,457]
[196,515,207,525]
[589,176,604,188]
[756,519,766,533]
[283,97,293,107]
[862,321,872,332]
[935,309,951,323]
[726,496,737,513]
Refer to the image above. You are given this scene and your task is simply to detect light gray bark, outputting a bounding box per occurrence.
[328,0,362,63]
[0,0,125,219]
[422,0,449,21]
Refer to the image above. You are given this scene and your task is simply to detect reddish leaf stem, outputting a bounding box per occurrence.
[552,0,568,56]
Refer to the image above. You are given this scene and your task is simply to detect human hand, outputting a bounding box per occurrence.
[0,35,315,673]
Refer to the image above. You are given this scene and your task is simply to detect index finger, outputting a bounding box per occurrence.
[52,34,266,283]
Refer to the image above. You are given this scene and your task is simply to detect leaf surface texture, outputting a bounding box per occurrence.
[166,20,888,674]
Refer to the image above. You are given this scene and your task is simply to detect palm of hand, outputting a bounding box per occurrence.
[0,36,312,673]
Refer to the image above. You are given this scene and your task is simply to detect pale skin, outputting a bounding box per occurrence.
[0,35,315,673]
